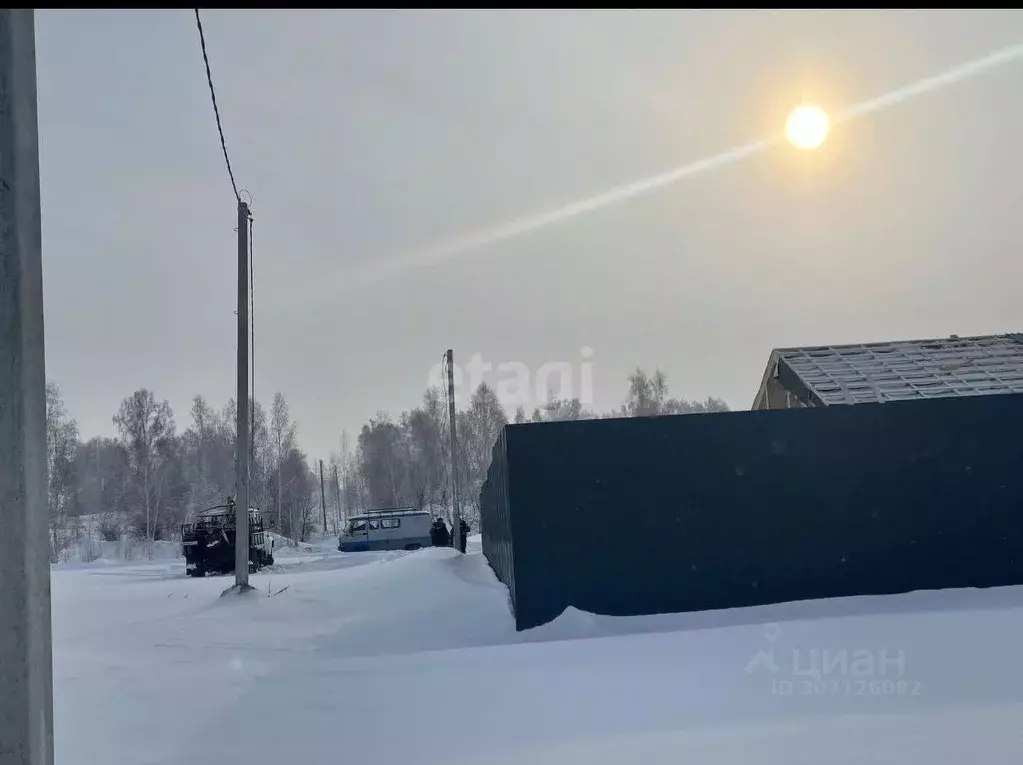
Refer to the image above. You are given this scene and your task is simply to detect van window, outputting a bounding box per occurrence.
[349,519,366,533]
[369,519,380,530]
[380,518,401,529]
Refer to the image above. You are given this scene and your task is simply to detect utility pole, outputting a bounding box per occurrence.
[445,349,463,553]
[0,9,54,764]
[250,215,255,496]
[250,403,255,492]
[319,459,327,534]
[233,198,252,590]
[96,438,104,493]
[332,462,342,531]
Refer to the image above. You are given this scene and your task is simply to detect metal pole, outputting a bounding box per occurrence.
[446,349,463,553]
[0,9,54,763]
[234,199,251,588]
[319,459,327,534]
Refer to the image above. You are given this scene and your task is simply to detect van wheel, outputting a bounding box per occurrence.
[404,543,422,551]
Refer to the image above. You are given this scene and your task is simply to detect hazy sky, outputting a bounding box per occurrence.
[34,10,1023,459]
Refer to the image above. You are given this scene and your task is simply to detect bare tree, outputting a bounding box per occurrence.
[39,383,320,563]
[622,368,730,417]
[358,414,407,508]
[405,389,447,512]
[73,436,131,519]
[530,391,593,422]
[46,382,79,561]
[622,368,669,417]
[269,392,296,529]
[459,382,507,525]
[113,389,176,546]
[339,430,363,519]
[277,445,315,541]
[189,395,214,484]
[182,395,224,515]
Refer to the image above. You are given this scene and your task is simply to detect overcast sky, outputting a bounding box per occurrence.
[34,10,1023,459]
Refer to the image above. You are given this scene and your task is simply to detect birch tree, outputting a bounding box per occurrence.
[269,392,296,528]
[46,382,79,561]
[113,389,176,545]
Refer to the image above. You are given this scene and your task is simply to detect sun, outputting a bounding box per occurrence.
[785,103,830,150]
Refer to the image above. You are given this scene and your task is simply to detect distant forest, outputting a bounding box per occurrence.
[44,369,727,561]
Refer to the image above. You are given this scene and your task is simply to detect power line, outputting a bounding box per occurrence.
[192,8,253,588]
[193,9,240,202]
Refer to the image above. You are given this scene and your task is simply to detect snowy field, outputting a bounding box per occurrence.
[54,535,1023,764]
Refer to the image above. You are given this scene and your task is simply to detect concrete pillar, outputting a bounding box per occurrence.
[0,9,54,765]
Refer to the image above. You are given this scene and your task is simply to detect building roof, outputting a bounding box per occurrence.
[753,333,1023,409]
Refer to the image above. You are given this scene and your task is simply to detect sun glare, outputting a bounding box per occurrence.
[786,103,830,150]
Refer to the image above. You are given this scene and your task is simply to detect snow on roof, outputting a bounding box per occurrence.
[756,333,1023,407]
[197,505,260,517]
[351,507,429,520]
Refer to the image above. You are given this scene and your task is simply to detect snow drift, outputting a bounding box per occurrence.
[52,535,1023,765]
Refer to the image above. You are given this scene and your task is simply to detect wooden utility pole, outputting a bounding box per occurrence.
[446,349,463,552]
[332,462,342,531]
[233,198,252,589]
[0,9,54,763]
[319,459,328,534]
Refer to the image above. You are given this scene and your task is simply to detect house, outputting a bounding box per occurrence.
[752,332,1023,411]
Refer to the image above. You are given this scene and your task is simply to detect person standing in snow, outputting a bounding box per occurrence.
[458,518,470,553]
[430,517,450,548]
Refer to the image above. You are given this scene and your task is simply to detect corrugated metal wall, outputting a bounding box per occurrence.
[479,428,516,610]
[481,393,1023,631]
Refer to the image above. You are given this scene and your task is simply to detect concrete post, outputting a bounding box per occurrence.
[233,200,251,588]
[0,9,54,764]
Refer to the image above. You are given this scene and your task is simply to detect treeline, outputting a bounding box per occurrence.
[335,368,728,531]
[45,384,318,562]
[45,368,727,562]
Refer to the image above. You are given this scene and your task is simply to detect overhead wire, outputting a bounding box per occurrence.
[193,11,260,530]
[194,9,240,203]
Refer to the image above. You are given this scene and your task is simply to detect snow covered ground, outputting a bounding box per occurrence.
[53,535,1023,764]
